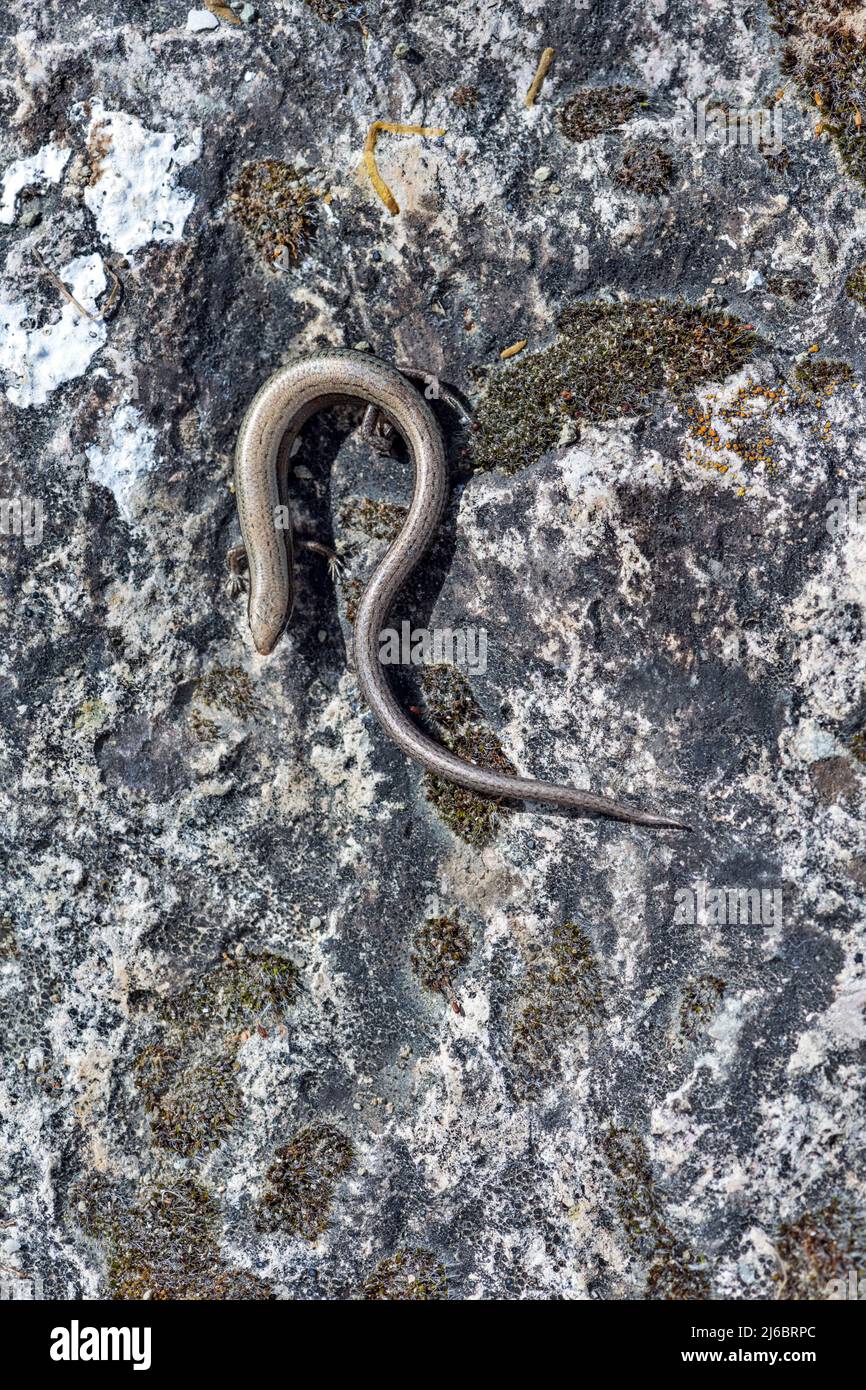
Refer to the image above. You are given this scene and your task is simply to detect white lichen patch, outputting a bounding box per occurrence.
[0,253,106,408]
[0,138,69,224]
[84,103,201,258]
[85,404,159,523]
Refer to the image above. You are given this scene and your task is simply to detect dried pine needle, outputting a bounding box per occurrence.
[525,47,554,108]
[363,120,445,215]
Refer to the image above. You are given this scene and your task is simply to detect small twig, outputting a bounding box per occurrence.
[363,120,446,216]
[500,339,528,359]
[33,250,98,322]
[525,47,554,108]
[99,263,122,319]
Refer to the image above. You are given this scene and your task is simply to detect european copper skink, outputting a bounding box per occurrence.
[232,349,688,829]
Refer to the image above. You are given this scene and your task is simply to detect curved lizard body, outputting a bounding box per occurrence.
[233,349,688,829]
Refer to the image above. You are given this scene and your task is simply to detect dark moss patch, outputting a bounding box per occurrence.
[471,300,757,473]
[74,1177,269,1300]
[362,1248,448,1299]
[615,141,675,195]
[769,3,866,187]
[188,708,220,743]
[411,914,470,995]
[793,356,854,397]
[230,159,317,268]
[338,574,364,625]
[452,85,479,109]
[134,953,299,1157]
[304,0,348,20]
[340,496,408,542]
[679,974,726,1041]
[849,729,866,764]
[0,913,18,960]
[259,1124,353,1240]
[845,265,866,306]
[420,664,515,847]
[766,272,811,302]
[773,1200,866,1299]
[194,663,261,719]
[511,922,605,1101]
[603,1127,710,1300]
[558,86,647,142]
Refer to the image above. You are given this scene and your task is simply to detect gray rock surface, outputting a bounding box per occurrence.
[1,0,865,1300]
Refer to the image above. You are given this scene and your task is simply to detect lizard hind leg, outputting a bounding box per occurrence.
[226,544,248,597]
[360,402,397,455]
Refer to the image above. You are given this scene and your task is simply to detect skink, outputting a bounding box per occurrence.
[232,349,688,829]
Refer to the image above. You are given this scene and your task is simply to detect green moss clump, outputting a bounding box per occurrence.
[340,496,408,542]
[472,299,758,473]
[558,86,647,142]
[846,265,866,306]
[615,141,675,195]
[679,974,726,1041]
[420,664,516,847]
[74,1177,269,1300]
[769,2,866,186]
[259,1124,353,1240]
[511,922,605,1100]
[230,159,317,267]
[134,1044,241,1158]
[194,663,261,719]
[362,1248,448,1300]
[163,951,300,1030]
[134,953,299,1158]
[773,1200,866,1299]
[412,915,470,995]
[603,1127,710,1300]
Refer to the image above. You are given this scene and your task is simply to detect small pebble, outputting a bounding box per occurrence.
[186,9,219,31]
[309,915,322,930]
[534,165,552,182]
[239,1,258,18]
[353,340,371,352]
[393,41,410,58]
[744,268,765,290]
[549,184,562,194]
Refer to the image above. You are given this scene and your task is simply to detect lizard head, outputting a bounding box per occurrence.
[249,587,294,655]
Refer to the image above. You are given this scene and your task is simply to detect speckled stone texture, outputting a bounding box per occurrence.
[1,0,865,1301]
